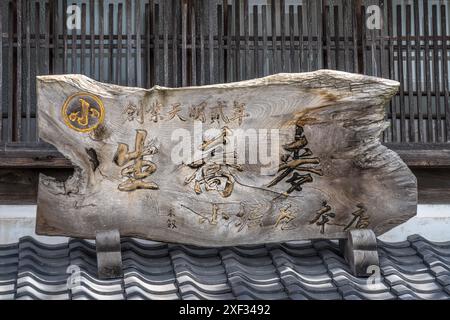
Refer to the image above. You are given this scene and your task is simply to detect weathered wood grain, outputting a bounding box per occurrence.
[36,70,417,246]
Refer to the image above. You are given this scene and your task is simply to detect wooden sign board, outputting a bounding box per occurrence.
[36,70,417,246]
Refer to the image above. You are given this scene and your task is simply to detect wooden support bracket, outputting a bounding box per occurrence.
[95,230,123,279]
[339,229,380,277]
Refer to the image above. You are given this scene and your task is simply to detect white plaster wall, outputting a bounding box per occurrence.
[0,204,449,244]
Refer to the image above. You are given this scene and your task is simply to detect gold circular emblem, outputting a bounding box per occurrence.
[62,92,105,133]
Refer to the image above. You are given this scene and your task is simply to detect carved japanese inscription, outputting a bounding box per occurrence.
[36,70,417,246]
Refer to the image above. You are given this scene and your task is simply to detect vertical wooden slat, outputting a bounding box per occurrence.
[262,5,268,76]
[16,0,22,141]
[80,3,86,75]
[423,0,433,142]
[200,1,205,84]
[343,0,350,71]
[126,0,132,85]
[35,2,40,142]
[51,0,58,74]
[15,0,23,141]
[306,0,313,71]
[0,2,3,141]
[63,0,68,73]
[253,5,259,77]
[117,3,123,85]
[135,0,141,87]
[80,3,86,74]
[227,4,232,81]
[325,0,331,68]
[235,0,241,81]
[44,2,50,75]
[297,5,303,72]
[25,0,31,141]
[218,4,224,83]
[147,0,153,87]
[181,0,187,87]
[154,2,159,85]
[90,0,95,77]
[270,0,276,73]
[380,0,388,142]
[288,6,295,72]
[191,0,197,86]
[316,0,323,69]
[222,0,228,83]
[406,4,415,142]
[352,0,359,73]
[208,0,215,83]
[99,0,104,82]
[280,0,285,72]
[162,0,169,86]
[414,0,423,142]
[441,3,450,142]
[172,0,178,86]
[397,5,406,142]
[8,1,14,142]
[334,4,339,70]
[108,3,114,83]
[360,3,367,74]
[387,0,396,142]
[71,2,77,74]
[243,0,249,79]
[432,4,442,142]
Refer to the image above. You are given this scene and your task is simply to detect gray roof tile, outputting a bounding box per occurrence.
[1,235,450,299]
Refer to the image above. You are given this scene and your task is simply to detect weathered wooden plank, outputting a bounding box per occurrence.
[2,167,446,206]
[35,70,416,245]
